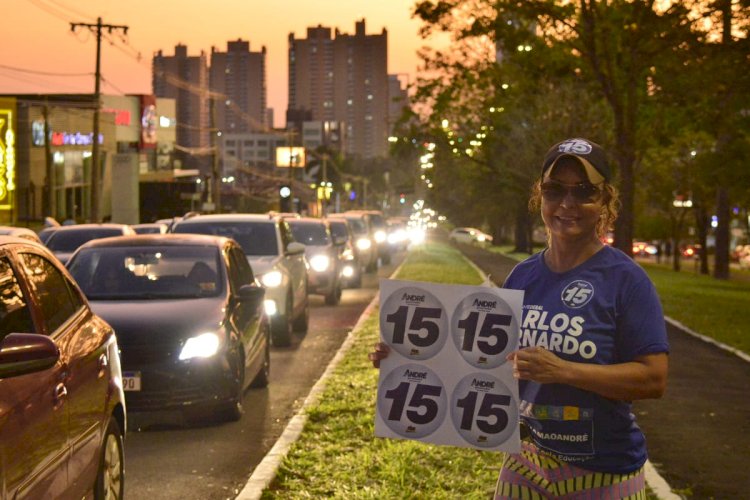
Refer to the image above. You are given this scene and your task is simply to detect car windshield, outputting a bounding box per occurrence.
[46,228,123,252]
[173,221,278,256]
[328,222,348,240]
[68,245,222,300]
[289,223,330,246]
[342,218,367,236]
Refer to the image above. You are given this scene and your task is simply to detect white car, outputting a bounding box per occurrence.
[449,227,493,246]
[172,213,309,347]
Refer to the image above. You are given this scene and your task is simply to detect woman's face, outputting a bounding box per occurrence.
[541,159,603,243]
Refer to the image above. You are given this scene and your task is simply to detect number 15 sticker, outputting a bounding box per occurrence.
[380,286,448,360]
[451,292,518,369]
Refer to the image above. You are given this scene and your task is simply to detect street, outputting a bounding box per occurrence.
[124,253,403,500]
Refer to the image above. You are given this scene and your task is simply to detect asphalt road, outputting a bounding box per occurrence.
[455,242,750,499]
[124,252,403,500]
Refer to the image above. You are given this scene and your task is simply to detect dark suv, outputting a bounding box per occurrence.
[0,236,126,499]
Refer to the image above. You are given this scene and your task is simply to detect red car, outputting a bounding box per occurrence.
[0,236,125,499]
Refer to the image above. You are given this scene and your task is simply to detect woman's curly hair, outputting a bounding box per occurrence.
[529,179,620,239]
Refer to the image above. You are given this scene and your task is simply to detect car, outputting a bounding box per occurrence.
[735,244,750,270]
[0,225,43,243]
[449,227,493,246]
[132,222,169,234]
[43,223,136,264]
[682,243,701,259]
[285,217,344,304]
[66,234,269,422]
[326,217,363,288]
[345,210,392,265]
[328,212,378,272]
[0,235,126,499]
[633,241,658,257]
[171,213,309,347]
[386,217,410,251]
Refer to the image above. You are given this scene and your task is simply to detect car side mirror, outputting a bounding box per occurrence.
[0,333,60,379]
[286,242,306,255]
[238,284,265,302]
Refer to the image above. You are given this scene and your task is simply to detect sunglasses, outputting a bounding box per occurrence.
[540,180,603,204]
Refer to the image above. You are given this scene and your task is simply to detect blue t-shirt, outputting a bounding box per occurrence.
[503,246,669,473]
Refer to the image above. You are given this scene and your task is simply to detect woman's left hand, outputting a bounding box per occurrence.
[508,346,568,384]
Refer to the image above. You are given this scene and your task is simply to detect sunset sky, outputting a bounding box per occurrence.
[1,0,446,127]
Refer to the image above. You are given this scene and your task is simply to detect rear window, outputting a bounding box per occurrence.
[289,222,330,246]
[173,221,279,256]
[46,228,124,252]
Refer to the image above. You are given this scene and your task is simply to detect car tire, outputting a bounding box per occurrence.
[94,416,124,500]
[250,334,270,388]
[325,283,342,305]
[217,350,245,421]
[292,297,309,333]
[351,271,362,288]
[271,290,293,347]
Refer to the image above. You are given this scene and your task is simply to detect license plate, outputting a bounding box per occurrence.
[122,371,141,392]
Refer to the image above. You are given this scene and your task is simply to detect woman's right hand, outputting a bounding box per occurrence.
[368,342,390,368]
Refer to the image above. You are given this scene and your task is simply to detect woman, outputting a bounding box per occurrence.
[370,138,669,499]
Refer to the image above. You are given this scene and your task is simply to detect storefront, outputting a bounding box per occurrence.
[2,94,177,225]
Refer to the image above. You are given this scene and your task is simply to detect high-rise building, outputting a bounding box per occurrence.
[210,40,267,134]
[153,45,209,170]
[388,74,409,133]
[288,19,389,159]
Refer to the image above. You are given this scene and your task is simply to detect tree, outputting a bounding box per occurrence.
[413,0,703,256]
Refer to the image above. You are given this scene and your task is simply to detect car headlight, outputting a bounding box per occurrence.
[179,332,220,360]
[356,238,372,250]
[309,254,330,272]
[261,270,283,288]
[341,247,355,261]
[374,230,386,243]
[264,299,277,316]
[342,265,354,278]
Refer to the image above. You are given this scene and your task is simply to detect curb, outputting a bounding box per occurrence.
[664,316,750,363]
[235,260,404,500]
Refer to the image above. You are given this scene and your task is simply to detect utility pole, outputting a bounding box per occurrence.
[70,17,128,222]
[42,102,54,219]
[209,97,221,212]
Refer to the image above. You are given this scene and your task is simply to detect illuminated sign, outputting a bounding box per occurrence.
[50,132,104,146]
[32,120,46,146]
[275,147,306,168]
[140,95,157,149]
[0,99,16,210]
[102,108,132,126]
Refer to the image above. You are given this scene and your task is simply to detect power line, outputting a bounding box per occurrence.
[0,63,92,77]
[27,0,74,23]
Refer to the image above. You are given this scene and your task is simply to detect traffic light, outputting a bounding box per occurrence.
[399,193,406,204]
[279,184,292,212]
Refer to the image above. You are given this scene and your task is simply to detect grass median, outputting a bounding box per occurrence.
[261,242,501,499]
